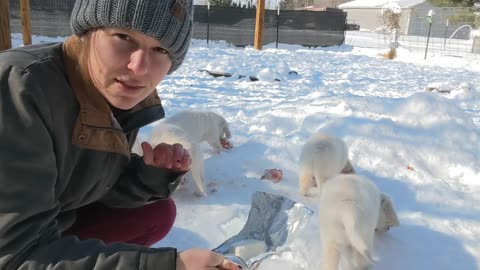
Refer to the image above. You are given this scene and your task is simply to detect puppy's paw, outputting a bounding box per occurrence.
[194,190,208,197]
[299,186,313,197]
[220,138,233,149]
[299,191,311,197]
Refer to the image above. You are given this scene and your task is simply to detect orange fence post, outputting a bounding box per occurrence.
[21,0,32,45]
[0,0,12,51]
[254,0,265,50]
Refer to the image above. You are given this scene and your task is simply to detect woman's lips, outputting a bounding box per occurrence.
[115,79,144,92]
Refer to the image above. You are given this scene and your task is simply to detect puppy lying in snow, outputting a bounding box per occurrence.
[319,174,400,270]
[148,122,207,197]
[298,132,354,196]
[161,110,232,153]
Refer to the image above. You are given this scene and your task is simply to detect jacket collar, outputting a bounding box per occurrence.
[62,35,164,156]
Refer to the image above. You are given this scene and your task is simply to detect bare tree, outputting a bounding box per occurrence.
[280,0,314,9]
[210,0,234,7]
[330,0,339,8]
[380,3,402,59]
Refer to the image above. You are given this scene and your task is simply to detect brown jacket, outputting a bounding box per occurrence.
[0,36,182,270]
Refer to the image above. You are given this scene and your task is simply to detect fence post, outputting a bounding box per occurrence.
[207,0,210,46]
[275,5,280,48]
[254,0,265,50]
[21,0,32,45]
[424,10,434,60]
[443,18,448,50]
[0,0,12,51]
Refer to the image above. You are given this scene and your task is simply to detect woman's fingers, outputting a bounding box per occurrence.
[172,143,191,171]
[216,259,241,269]
[141,142,154,166]
[177,248,241,270]
[171,143,185,168]
[153,143,173,168]
[206,253,240,270]
[142,142,191,172]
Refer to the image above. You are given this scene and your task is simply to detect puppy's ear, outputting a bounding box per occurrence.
[341,160,355,174]
[381,193,400,227]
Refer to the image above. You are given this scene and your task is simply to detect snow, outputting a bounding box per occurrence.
[339,0,425,9]
[11,33,480,269]
[382,1,402,14]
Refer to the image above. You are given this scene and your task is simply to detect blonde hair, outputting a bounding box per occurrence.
[77,29,101,89]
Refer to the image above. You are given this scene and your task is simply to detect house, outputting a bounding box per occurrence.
[338,0,471,38]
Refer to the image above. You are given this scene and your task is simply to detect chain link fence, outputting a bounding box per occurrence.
[344,7,479,59]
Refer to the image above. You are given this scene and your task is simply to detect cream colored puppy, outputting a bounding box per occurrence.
[319,174,399,270]
[298,132,354,196]
[148,123,207,197]
[162,110,232,153]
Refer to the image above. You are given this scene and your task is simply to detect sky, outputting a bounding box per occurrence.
[11,31,480,269]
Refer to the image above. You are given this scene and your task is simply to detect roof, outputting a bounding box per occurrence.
[294,5,344,11]
[338,0,425,9]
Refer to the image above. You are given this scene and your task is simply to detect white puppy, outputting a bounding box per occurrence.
[132,110,232,196]
[319,174,399,270]
[162,110,232,153]
[148,123,207,197]
[298,132,354,196]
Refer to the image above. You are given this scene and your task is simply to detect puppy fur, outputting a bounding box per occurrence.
[298,132,354,196]
[318,174,399,270]
[376,194,400,232]
[162,110,232,153]
[149,122,207,197]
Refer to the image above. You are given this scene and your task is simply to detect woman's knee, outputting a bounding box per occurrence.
[150,198,176,226]
[144,199,177,241]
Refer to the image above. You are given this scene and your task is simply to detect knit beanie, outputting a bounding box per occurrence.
[70,0,193,74]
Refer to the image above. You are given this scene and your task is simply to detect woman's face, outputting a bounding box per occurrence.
[86,28,172,110]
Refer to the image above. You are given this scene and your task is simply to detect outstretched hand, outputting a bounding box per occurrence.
[176,248,241,270]
[141,142,191,172]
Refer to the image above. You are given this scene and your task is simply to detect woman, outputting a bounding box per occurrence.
[0,0,239,269]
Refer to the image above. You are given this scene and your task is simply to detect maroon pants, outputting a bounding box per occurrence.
[65,199,176,246]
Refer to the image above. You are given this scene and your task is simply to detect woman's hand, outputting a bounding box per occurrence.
[176,248,241,270]
[141,142,191,172]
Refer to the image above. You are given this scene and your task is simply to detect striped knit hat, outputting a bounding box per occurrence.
[70,0,193,74]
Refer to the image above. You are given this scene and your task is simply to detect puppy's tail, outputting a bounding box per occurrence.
[343,212,375,265]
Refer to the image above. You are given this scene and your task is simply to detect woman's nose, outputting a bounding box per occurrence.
[127,49,149,76]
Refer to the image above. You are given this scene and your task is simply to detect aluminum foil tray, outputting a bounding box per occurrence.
[213,191,314,269]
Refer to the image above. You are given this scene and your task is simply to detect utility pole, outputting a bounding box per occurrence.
[254,0,265,50]
[21,0,32,45]
[0,0,12,51]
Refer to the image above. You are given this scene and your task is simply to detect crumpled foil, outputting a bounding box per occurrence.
[213,191,314,269]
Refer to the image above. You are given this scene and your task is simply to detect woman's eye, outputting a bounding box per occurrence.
[114,33,131,41]
[111,33,135,50]
[154,47,168,54]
